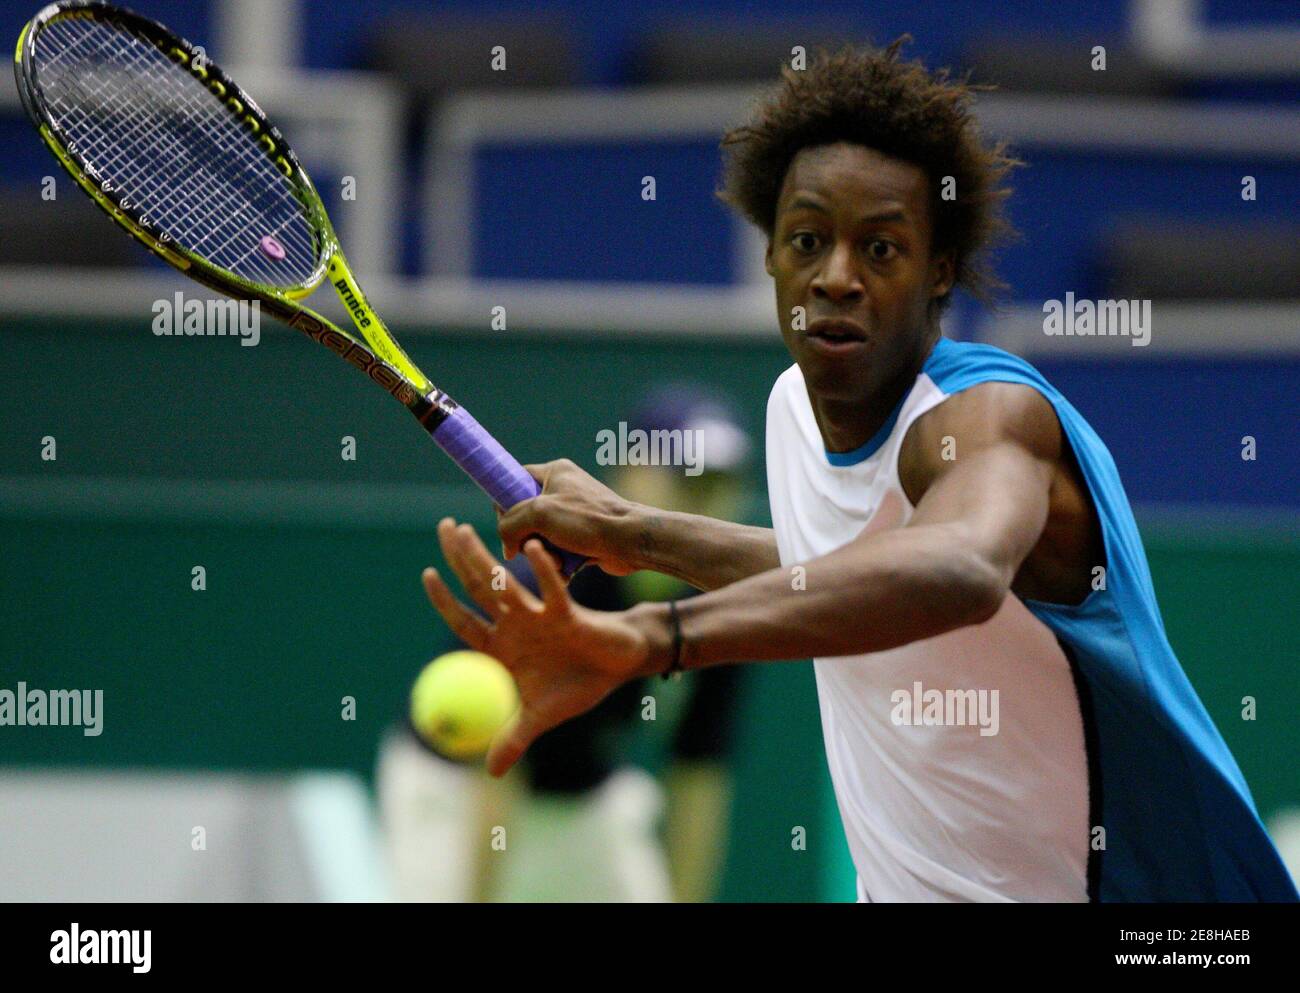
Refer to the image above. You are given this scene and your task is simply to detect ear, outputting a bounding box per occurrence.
[930,252,955,301]
[764,236,775,277]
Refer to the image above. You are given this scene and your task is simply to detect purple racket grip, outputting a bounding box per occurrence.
[431,405,588,577]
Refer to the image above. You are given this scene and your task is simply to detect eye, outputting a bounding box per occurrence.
[867,239,897,261]
[791,231,821,254]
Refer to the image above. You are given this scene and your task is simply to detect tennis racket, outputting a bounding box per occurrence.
[15,0,585,575]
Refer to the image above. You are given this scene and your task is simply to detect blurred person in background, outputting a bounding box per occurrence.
[570,384,755,902]
[379,385,753,902]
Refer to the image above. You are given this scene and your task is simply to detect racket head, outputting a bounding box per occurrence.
[15,0,334,300]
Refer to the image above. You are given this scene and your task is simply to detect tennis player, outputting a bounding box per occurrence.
[422,42,1298,902]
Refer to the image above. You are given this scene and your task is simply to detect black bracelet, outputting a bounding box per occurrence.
[662,599,684,680]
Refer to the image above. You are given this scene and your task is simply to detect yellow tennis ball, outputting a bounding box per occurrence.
[409,650,519,761]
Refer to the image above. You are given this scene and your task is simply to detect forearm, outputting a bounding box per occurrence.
[619,504,780,591]
[630,522,1004,673]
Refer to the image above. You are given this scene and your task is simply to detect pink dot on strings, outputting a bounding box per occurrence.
[258,235,286,260]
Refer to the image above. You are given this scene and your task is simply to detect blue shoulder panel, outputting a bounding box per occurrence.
[921,338,1298,902]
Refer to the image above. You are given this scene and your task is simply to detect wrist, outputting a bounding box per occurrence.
[611,499,655,573]
[626,600,675,678]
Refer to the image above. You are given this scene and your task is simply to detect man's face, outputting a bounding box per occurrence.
[765,143,953,405]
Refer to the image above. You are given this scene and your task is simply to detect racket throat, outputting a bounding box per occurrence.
[325,251,430,392]
[416,390,459,431]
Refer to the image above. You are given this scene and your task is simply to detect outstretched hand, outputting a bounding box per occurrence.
[422,518,660,776]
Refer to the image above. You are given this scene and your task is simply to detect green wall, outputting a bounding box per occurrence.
[2,317,1295,902]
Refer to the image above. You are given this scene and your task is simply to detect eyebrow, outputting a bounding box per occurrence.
[783,196,908,225]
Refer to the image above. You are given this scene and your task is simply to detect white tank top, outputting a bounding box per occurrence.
[765,362,1090,902]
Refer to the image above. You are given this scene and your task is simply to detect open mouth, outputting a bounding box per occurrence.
[806,319,868,346]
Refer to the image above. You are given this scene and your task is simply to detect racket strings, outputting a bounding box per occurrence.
[33,15,321,288]
[40,20,319,284]
[41,22,319,283]
[50,53,308,279]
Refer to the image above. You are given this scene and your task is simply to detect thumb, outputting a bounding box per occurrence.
[485,708,546,778]
[497,498,546,562]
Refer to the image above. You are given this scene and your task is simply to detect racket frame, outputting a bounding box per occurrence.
[16,0,442,423]
[16,0,588,575]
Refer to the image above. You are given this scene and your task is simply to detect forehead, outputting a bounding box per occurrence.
[776,143,930,224]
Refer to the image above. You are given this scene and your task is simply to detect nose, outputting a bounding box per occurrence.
[810,241,864,303]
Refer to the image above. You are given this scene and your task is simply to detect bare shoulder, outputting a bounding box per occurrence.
[900,381,1064,504]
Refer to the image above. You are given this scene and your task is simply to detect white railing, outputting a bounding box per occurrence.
[1,262,1297,356]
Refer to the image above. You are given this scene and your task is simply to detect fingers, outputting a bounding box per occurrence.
[496,499,540,560]
[459,520,541,613]
[437,519,499,619]
[523,538,571,615]
[421,568,490,651]
[438,518,539,617]
[496,461,558,558]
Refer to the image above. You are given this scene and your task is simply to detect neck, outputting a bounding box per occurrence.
[812,329,940,453]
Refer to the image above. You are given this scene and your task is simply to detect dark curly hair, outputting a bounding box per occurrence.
[718,38,1021,307]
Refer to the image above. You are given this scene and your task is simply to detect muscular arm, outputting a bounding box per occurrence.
[430,383,1082,775]
[631,383,1063,670]
[496,459,779,591]
[619,507,779,591]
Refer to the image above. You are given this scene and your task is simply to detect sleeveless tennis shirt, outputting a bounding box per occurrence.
[764,336,1298,902]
